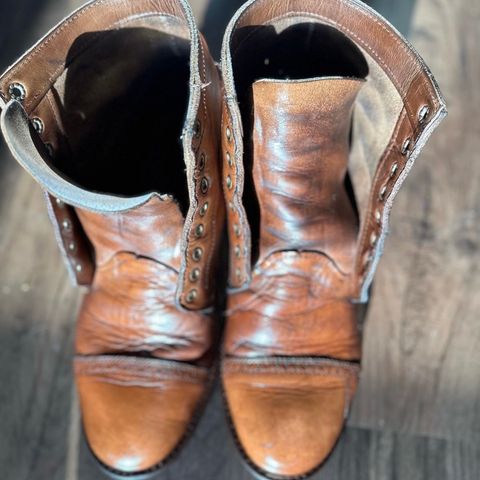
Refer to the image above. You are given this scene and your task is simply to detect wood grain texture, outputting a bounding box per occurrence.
[350,0,480,443]
[0,156,82,479]
[0,0,478,479]
[0,3,86,479]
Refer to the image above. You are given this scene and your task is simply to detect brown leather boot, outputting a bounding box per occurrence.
[0,0,223,477]
[220,0,446,478]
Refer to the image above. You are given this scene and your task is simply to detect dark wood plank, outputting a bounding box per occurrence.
[0,158,81,479]
[350,0,480,442]
[0,3,87,479]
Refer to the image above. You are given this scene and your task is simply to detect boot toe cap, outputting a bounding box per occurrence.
[75,356,209,474]
[223,358,358,479]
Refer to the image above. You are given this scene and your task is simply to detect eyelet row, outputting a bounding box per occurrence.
[55,198,83,274]
[9,83,48,142]
[360,104,430,282]
[10,83,82,278]
[186,119,209,305]
[224,121,245,285]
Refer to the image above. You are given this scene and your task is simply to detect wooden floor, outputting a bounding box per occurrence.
[0,0,479,479]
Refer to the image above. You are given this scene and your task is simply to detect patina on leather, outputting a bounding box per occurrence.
[220,0,446,478]
[0,0,224,476]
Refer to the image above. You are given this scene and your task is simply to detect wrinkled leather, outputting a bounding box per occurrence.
[220,0,445,478]
[251,78,362,272]
[223,78,362,478]
[0,0,223,476]
[225,251,361,360]
[76,251,213,361]
[77,196,184,271]
[73,194,218,475]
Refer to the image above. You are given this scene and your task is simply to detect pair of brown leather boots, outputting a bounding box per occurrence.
[0,0,445,479]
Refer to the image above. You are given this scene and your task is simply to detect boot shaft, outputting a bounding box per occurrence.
[0,0,224,311]
[220,0,447,299]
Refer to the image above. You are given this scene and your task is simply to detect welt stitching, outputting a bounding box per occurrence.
[77,365,206,378]
[75,357,207,375]
[77,370,206,384]
[223,365,359,376]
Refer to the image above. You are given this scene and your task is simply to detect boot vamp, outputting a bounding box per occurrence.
[223,251,360,478]
[76,252,213,361]
[225,250,360,360]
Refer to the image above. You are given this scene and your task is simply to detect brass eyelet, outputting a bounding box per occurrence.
[186,289,198,303]
[192,247,203,262]
[189,268,200,282]
[195,224,205,238]
[418,105,430,123]
[379,185,387,202]
[8,82,26,101]
[199,202,209,216]
[390,162,398,178]
[200,177,209,194]
[235,268,243,284]
[32,117,44,134]
[401,138,411,155]
[62,219,71,232]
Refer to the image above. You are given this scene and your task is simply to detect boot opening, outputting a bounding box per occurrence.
[231,22,368,266]
[44,18,191,212]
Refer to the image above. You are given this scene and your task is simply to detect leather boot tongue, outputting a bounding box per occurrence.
[251,76,365,273]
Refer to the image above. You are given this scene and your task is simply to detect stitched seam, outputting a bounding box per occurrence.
[223,365,359,377]
[198,38,208,121]
[76,366,207,382]
[231,5,438,110]
[2,7,184,108]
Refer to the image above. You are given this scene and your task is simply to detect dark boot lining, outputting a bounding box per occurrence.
[49,27,191,213]
[231,22,368,264]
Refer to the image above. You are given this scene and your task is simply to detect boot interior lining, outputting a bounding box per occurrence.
[231,21,369,264]
[43,15,191,213]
